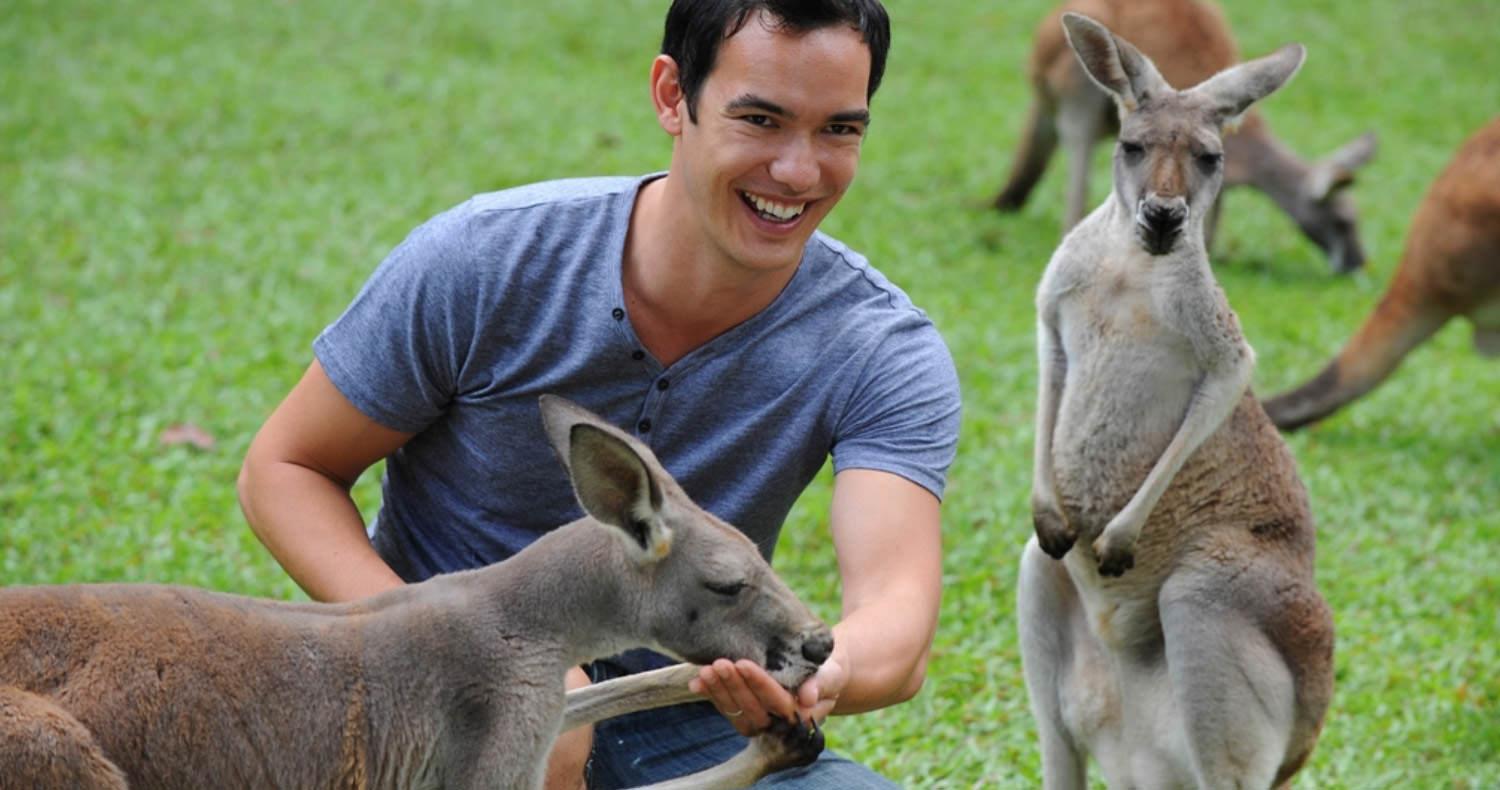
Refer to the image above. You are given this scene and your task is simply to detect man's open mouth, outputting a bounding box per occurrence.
[740,191,806,224]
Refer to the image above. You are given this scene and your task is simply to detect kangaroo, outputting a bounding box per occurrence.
[0,395,833,789]
[994,0,1376,275]
[1020,14,1333,789]
[1264,117,1500,430]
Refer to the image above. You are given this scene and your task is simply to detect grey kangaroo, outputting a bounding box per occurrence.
[0,395,832,789]
[994,0,1375,275]
[1021,14,1333,789]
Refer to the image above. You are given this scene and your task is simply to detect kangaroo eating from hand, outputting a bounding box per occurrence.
[1020,13,1333,789]
[994,0,1376,275]
[1264,117,1500,430]
[0,395,831,789]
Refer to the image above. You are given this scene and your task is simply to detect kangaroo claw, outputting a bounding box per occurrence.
[1033,506,1077,559]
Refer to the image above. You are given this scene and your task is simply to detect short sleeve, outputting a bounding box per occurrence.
[313,202,481,433]
[830,321,963,499]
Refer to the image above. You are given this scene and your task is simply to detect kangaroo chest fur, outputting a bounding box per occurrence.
[1044,238,1240,528]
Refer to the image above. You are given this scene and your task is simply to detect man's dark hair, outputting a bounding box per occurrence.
[662,0,891,123]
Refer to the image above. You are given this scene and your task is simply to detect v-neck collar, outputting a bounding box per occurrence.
[607,173,811,380]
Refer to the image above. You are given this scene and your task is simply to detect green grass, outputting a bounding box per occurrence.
[3,0,1497,786]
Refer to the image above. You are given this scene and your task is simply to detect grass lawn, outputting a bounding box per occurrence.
[3,0,1496,786]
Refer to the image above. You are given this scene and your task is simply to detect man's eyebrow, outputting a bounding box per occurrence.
[725,94,790,117]
[829,109,871,126]
[723,94,871,126]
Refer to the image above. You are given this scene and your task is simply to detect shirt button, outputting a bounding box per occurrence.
[656,379,669,391]
[638,419,652,433]
[632,350,646,361]
[612,308,625,321]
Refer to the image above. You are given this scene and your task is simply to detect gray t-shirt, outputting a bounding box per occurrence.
[315,174,961,583]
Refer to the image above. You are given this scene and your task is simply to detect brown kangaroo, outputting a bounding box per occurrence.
[994,0,1376,274]
[0,396,830,789]
[1021,13,1333,788]
[1264,117,1500,430]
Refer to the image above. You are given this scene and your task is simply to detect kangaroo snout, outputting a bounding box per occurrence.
[800,629,834,666]
[1135,195,1189,255]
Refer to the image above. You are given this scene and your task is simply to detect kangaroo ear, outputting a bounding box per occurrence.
[1189,43,1306,128]
[539,394,594,475]
[565,423,671,561]
[1061,12,1172,113]
[1305,131,1378,201]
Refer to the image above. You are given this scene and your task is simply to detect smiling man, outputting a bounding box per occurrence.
[238,1,958,787]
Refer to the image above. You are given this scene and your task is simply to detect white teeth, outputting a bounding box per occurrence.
[742,192,805,221]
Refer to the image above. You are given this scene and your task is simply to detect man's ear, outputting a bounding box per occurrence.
[651,55,687,136]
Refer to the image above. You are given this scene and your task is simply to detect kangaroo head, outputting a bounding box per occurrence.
[1062,12,1306,257]
[1293,131,1378,274]
[538,395,833,690]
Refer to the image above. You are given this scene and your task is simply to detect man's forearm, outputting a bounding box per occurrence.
[828,590,935,714]
[237,459,404,603]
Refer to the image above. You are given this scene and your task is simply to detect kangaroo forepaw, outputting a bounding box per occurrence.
[1033,506,1077,560]
[757,714,825,772]
[1091,532,1136,577]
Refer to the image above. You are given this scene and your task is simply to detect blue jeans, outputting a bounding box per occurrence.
[585,653,897,789]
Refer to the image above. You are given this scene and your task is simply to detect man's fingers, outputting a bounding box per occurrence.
[797,679,821,709]
[694,661,765,735]
[714,660,769,726]
[733,660,798,720]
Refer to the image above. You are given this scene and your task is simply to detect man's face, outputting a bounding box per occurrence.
[671,14,871,275]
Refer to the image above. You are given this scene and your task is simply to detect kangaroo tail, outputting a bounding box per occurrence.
[1263,281,1448,431]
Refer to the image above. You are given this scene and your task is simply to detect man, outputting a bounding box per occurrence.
[238,0,959,786]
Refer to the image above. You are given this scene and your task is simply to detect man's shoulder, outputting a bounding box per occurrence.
[803,231,932,326]
[463,174,651,217]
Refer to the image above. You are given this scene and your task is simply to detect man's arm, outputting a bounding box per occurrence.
[237,359,414,602]
[691,468,942,732]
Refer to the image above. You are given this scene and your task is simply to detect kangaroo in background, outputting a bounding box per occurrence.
[1264,117,1500,430]
[0,395,832,789]
[1020,14,1333,788]
[994,0,1376,275]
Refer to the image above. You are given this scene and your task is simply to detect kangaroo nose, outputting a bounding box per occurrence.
[1137,197,1188,254]
[1143,200,1186,232]
[801,631,834,665]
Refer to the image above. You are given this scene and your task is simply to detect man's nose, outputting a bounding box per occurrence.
[768,138,819,193]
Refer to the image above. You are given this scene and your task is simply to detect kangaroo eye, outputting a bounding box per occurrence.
[1119,141,1145,158]
[704,580,747,598]
[1197,152,1224,171]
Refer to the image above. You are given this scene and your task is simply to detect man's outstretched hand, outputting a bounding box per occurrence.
[689,656,847,737]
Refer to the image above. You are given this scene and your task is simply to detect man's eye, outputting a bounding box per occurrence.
[740,115,773,127]
[826,123,863,137]
[705,580,747,598]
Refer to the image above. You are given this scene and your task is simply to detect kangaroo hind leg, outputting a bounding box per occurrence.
[1160,575,1296,790]
[995,96,1060,212]
[0,687,129,789]
[1017,540,1090,790]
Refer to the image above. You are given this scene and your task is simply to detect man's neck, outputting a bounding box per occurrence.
[623,176,801,367]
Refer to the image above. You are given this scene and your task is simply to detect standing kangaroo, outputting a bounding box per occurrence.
[1264,117,1500,430]
[0,395,832,789]
[994,0,1376,275]
[1020,14,1333,789]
